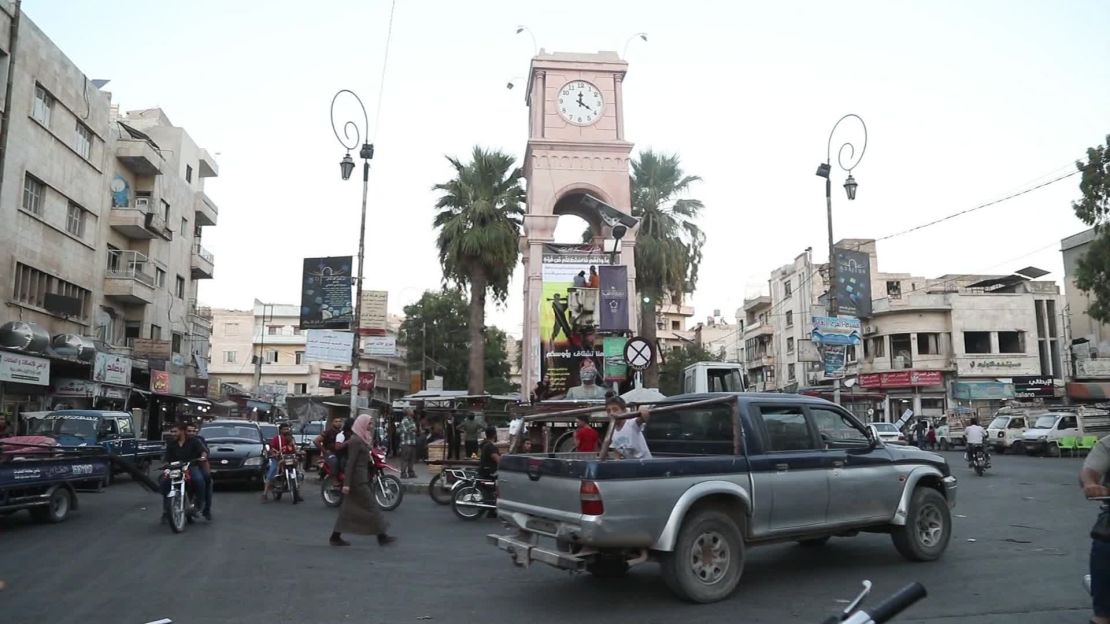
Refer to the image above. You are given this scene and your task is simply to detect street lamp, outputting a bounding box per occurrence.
[515,25,538,55]
[815,113,867,404]
[623,32,648,58]
[330,89,374,420]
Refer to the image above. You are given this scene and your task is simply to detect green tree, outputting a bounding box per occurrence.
[658,343,720,396]
[631,150,707,387]
[1072,135,1110,322]
[433,147,525,394]
[483,327,515,395]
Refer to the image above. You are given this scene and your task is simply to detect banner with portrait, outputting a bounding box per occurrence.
[539,244,611,397]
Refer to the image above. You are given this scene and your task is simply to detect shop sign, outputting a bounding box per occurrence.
[0,352,49,385]
[951,381,1014,401]
[132,338,172,359]
[811,316,862,346]
[319,369,375,391]
[359,290,389,332]
[824,345,846,378]
[53,377,96,397]
[1013,376,1055,398]
[186,377,209,398]
[361,335,396,356]
[101,386,128,400]
[151,370,170,394]
[859,370,943,389]
[93,353,132,386]
[602,336,628,382]
[305,330,355,364]
[958,357,1032,376]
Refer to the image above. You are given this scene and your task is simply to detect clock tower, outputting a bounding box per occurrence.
[519,50,637,395]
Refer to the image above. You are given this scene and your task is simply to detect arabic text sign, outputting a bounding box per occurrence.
[359,290,389,330]
[361,335,397,356]
[859,370,944,389]
[305,330,355,364]
[319,369,376,391]
[94,353,132,386]
[823,345,846,378]
[0,352,49,385]
[54,378,96,397]
[300,257,354,330]
[811,316,862,345]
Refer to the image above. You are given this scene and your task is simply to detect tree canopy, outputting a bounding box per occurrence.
[1072,135,1110,323]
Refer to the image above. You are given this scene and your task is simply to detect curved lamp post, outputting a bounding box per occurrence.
[815,114,867,404]
[330,89,374,419]
[515,25,538,55]
[623,32,648,58]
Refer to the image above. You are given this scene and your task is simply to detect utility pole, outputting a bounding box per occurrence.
[253,303,273,396]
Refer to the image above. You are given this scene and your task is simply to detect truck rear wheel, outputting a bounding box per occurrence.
[891,487,950,561]
[31,487,72,524]
[660,508,744,603]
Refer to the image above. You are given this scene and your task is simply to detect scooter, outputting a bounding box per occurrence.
[429,466,478,505]
[163,461,201,534]
[319,446,404,511]
[968,444,990,476]
[821,580,927,623]
[269,452,304,503]
[451,473,497,521]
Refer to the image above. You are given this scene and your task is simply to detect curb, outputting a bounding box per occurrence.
[402,483,429,494]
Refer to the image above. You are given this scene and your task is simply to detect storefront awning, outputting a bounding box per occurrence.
[1068,382,1110,401]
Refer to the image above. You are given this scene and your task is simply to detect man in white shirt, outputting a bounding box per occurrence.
[964,418,989,466]
[508,415,524,453]
[605,395,652,460]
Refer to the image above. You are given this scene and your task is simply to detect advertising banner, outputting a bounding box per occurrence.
[93,353,132,386]
[823,345,846,378]
[598,265,629,332]
[1012,376,1055,398]
[186,377,209,398]
[361,335,397,356]
[319,369,376,391]
[305,330,355,364]
[859,370,944,389]
[540,244,612,396]
[811,316,862,345]
[602,336,628,382]
[151,370,170,394]
[0,352,49,385]
[300,257,354,330]
[132,338,172,359]
[951,381,1014,400]
[359,290,389,332]
[833,247,872,318]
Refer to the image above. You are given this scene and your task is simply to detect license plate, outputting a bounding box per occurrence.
[526,519,558,534]
[169,470,182,478]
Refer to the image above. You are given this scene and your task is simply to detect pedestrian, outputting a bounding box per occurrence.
[446,411,460,460]
[330,413,396,548]
[508,413,525,453]
[573,271,587,288]
[461,414,483,459]
[587,265,600,289]
[1080,433,1110,624]
[574,414,599,452]
[398,409,417,479]
[926,424,937,451]
[914,419,927,448]
[374,414,388,454]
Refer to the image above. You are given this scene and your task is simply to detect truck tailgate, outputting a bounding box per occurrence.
[498,455,590,525]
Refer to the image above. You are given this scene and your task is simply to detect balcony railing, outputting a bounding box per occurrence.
[193,243,214,263]
[106,250,155,286]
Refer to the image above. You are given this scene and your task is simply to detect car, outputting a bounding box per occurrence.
[199,420,267,487]
[869,422,907,445]
[295,420,326,469]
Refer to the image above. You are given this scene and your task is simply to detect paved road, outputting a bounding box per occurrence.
[0,452,1095,624]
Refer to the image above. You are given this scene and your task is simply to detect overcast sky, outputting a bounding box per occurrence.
[25,0,1110,337]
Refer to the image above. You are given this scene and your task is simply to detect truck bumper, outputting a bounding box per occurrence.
[487,532,588,571]
[942,475,958,508]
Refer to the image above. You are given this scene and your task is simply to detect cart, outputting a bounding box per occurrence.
[0,439,112,524]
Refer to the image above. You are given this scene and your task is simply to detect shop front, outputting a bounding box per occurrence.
[1068,381,1110,404]
[859,370,947,423]
[147,370,193,441]
[0,351,51,434]
[951,380,1014,419]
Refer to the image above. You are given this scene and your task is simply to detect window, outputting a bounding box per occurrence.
[846,345,857,362]
[998,331,1024,354]
[267,325,282,335]
[155,268,166,288]
[964,331,992,354]
[293,383,308,395]
[1059,416,1078,430]
[223,350,237,363]
[124,321,141,346]
[22,174,44,215]
[870,336,885,357]
[786,337,795,353]
[788,363,796,380]
[224,322,240,336]
[785,310,793,327]
[671,320,680,330]
[74,122,92,159]
[920,398,945,412]
[810,407,869,445]
[172,332,183,354]
[265,349,279,364]
[150,324,162,340]
[185,165,193,183]
[1008,418,1026,430]
[181,217,188,238]
[12,262,91,321]
[65,203,86,237]
[886,280,902,299]
[758,406,814,451]
[295,351,305,365]
[175,275,185,299]
[917,333,940,355]
[891,334,913,367]
[117,416,133,436]
[161,199,170,221]
[642,405,736,455]
[32,85,53,126]
[784,280,792,297]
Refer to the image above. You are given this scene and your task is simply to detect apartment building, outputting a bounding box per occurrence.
[1061,228,1110,402]
[0,6,221,433]
[656,301,696,353]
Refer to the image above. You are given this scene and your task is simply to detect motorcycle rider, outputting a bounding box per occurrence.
[478,426,500,480]
[964,418,989,467]
[185,423,214,521]
[315,415,345,477]
[160,422,207,522]
[263,422,303,503]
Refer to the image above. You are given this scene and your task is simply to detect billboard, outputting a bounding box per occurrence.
[833,247,872,318]
[300,257,354,330]
[359,290,389,332]
[305,330,355,364]
[540,244,611,396]
[811,316,862,345]
[319,369,376,391]
[598,265,629,332]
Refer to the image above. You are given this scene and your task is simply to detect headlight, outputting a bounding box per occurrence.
[244,456,262,466]
[1038,435,1047,441]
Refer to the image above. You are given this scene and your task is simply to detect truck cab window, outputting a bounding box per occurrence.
[809,407,869,446]
[642,405,735,455]
[758,406,814,452]
[1059,416,1077,430]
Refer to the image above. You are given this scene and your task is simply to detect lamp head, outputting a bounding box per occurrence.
[844,174,858,200]
[339,153,355,181]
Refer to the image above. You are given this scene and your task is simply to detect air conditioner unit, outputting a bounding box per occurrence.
[863,325,878,336]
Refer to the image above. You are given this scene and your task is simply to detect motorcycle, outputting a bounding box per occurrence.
[163,461,201,534]
[968,444,990,476]
[320,446,403,511]
[429,466,478,506]
[270,452,304,503]
[450,473,497,521]
[821,580,926,623]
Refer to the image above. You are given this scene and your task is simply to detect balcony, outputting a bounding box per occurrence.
[747,354,775,369]
[198,149,219,178]
[188,301,213,332]
[191,244,214,279]
[108,207,172,240]
[104,250,156,304]
[195,191,218,226]
[115,139,164,176]
[744,322,774,338]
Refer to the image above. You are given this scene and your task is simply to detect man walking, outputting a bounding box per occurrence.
[461,414,483,459]
[398,409,417,479]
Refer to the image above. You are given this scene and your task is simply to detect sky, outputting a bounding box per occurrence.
[23,0,1110,338]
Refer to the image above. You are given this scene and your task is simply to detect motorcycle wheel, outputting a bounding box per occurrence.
[428,473,452,505]
[974,463,984,476]
[375,474,404,511]
[289,471,299,504]
[451,485,486,521]
[320,475,343,508]
[170,492,186,533]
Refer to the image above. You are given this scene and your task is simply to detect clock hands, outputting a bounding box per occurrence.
[576,92,593,111]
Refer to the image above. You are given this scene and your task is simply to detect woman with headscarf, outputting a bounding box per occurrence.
[330,413,396,547]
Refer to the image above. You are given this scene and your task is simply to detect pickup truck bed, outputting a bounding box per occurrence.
[490,393,957,603]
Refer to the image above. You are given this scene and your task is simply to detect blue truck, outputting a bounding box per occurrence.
[26,410,165,483]
[0,443,112,523]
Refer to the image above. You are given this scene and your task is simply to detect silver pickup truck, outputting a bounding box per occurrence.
[489,393,957,603]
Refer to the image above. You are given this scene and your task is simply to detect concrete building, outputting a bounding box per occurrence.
[692,311,742,362]
[0,6,221,434]
[1061,228,1110,402]
[656,301,696,354]
[742,296,775,391]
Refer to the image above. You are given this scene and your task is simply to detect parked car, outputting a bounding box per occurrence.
[869,422,907,445]
[1020,407,1110,456]
[489,392,957,603]
[26,410,164,483]
[199,420,267,486]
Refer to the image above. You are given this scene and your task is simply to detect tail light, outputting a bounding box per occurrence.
[580,480,604,516]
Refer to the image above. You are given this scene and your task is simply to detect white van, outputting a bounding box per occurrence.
[1019,408,1110,456]
[986,410,1044,454]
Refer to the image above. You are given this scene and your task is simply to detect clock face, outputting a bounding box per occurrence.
[557,81,604,126]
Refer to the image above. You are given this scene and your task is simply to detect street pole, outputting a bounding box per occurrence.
[825,174,840,406]
[331,89,373,420]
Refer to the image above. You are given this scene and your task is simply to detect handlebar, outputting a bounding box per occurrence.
[860,583,927,624]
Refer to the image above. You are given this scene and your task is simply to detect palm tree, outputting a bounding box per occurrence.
[432,147,525,394]
[631,150,706,387]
